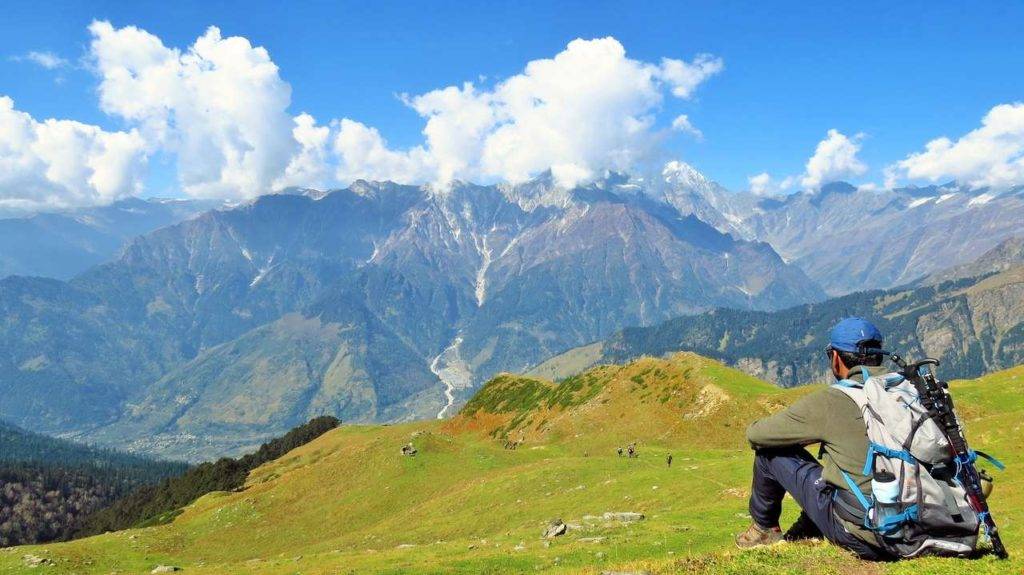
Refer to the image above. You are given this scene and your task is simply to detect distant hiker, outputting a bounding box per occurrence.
[400,443,417,457]
[736,318,892,559]
[666,454,673,468]
[627,442,637,458]
[617,447,624,457]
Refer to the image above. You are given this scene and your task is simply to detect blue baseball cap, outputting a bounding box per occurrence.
[828,317,887,354]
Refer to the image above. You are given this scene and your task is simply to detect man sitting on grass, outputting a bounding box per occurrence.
[735,317,890,560]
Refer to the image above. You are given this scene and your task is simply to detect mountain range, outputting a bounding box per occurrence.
[2,164,1023,460]
[0,174,820,460]
[656,162,1024,295]
[0,197,220,280]
[531,237,1024,387]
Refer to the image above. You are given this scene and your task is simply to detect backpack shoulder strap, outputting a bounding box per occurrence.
[833,377,863,389]
[831,381,868,411]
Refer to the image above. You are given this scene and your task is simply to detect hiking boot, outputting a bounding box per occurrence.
[784,511,823,541]
[735,523,784,548]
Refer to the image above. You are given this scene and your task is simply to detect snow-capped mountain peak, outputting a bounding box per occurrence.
[662,160,717,192]
[498,170,573,211]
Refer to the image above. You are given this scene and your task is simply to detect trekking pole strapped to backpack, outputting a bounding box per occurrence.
[889,354,1008,560]
[828,355,1007,558]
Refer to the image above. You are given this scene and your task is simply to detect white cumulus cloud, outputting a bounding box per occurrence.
[671,114,703,139]
[747,172,773,195]
[747,172,795,196]
[800,129,867,190]
[333,37,723,188]
[0,96,146,212]
[333,119,434,184]
[891,102,1024,190]
[274,113,332,190]
[656,54,724,98]
[88,21,297,200]
[747,129,867,194]
[12,51,70,70]
[1,26,724,209]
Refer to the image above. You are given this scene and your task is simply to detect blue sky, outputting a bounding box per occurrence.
[1,0,1022,203]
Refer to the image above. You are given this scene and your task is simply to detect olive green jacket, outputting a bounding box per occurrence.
[746,365,890,543]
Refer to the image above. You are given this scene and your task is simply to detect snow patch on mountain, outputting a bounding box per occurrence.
[250,255,275,288]
[472,232,493,306]
[366,242,381,264]
[498,173,573,211]
[723,212,744,225]
[969,193,996,206]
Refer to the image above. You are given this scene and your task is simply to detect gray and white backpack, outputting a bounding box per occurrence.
[832,367,1002,558]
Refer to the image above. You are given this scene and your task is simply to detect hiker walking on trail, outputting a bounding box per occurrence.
[627,443,636,458]
[666,454,673,468]
[617,447,623,457]
[736,317,991,560]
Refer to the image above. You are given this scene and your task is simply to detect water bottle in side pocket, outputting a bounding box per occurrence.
[871,470,903,537]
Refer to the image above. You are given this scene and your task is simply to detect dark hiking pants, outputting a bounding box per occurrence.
[748,447,890,561]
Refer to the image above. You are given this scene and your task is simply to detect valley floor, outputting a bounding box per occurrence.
[2,357,1022,575]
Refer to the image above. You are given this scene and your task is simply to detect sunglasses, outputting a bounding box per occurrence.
[824,339,884,358]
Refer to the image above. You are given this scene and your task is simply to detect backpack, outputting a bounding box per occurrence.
[831,367,1003,558]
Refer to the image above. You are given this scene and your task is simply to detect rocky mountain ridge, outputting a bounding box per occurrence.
[654,164,1024,295]
[531,259,1024,388]
[0,175,822,459]
[5,161,1024,460]
[0,197,221,280]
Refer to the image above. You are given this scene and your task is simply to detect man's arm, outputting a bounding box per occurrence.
[746,390,829,449]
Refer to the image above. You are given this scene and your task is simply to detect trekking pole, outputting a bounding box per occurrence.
[889,354,1008,559]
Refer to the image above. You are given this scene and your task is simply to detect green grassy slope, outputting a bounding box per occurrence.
[2,354,1020,574]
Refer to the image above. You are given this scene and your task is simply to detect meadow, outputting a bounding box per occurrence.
[2,354,1020,574]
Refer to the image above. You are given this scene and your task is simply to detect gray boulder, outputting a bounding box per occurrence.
[602,511,645,522]
[22,554,53,567]
[542,519,567,538]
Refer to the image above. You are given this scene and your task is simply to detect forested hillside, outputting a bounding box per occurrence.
[531,265,1024,387]
[0,422,187,547]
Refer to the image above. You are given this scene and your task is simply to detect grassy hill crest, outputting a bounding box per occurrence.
[449,353,788,450]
